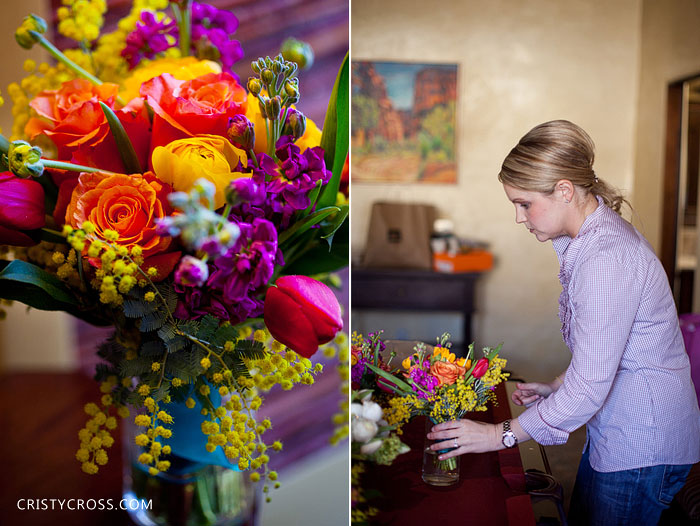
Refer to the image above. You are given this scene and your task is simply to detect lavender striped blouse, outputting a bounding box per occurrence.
[518,197,700,472]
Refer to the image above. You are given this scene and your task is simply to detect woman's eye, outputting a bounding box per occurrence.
[519,203,529,210]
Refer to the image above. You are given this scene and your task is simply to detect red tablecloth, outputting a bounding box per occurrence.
[363,383,536,526]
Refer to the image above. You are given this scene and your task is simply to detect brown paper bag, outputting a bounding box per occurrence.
[363,201,436,269]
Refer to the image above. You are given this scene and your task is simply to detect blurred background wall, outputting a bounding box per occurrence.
[351,0,700,381]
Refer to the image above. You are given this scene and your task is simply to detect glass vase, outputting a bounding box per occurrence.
[122,418,256,526]
[421,418,460,486]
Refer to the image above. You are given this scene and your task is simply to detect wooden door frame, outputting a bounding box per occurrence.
[660,73,700,284]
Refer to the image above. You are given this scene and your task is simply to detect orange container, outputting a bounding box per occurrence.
[432,250,494,273]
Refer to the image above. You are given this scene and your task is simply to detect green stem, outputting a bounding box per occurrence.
[247,149,259,169]
[0,134,115,174]
[27,31,126,107]
[174,1,192,58]
[43,159,116,174]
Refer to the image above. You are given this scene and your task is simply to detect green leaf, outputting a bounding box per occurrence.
[365,363,414,393]
[99,101,142,174]
[282,219,348,275]
[197,314,220,340]
[320,205,348,245]
[123,296,158,318]
[0,259,78,310]
[278,206,340,245]
[139,310,166,332]
[318,52,349,209]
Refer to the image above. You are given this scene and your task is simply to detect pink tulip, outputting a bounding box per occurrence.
[0,171,45,246]
[472,358,490,379]
[264,275,343,358]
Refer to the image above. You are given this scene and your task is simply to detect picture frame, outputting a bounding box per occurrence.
[351,60,459,184]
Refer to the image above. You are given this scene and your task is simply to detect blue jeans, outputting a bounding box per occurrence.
[569,446,691,526]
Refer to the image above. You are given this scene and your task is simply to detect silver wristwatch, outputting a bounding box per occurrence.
[502,419,518,449]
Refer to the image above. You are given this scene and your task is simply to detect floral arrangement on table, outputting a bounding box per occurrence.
[0,0,349,511]
[353,331,507,478]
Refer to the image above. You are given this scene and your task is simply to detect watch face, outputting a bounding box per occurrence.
[503,434,516,448]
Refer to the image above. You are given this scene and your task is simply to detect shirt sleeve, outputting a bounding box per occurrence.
[518,252,641,445]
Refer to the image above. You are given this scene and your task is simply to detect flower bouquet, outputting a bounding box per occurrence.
[350,388,409,525]
[364,333,508,485]
[0,0,348,523]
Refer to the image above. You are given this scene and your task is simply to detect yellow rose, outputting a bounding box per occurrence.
[120,57,222,103]
[402,356,412,370]
[245,91,322,154]
[151,134,247,209]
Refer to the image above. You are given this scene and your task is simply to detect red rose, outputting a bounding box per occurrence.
[25,79,151,173]
[0,171,45,246]
[141,72,247,152]
[264,275,343,358]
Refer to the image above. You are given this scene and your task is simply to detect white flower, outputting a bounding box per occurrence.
[360,401,383,422]
[352,418,378,443]
[360,438,383,455]
[350,403,364,418]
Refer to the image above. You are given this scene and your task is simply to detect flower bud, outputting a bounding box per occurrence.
[258,98,268,119]
[247,77,262,96]
[0,171,45,246]
[15,14,47,50]
[280,37,314,70]
[472,357,490,378]
[260,69,275,86]
[283,109,306,140]
[7,140,43,178]
[174,255,209,287]
[264,275,343,358]
[265,96,282,121]
[251,61,261,74]
[284,80,299,99]
[227,115,255,151]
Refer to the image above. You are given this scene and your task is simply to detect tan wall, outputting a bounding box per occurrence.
[0,1,77,371]
[351,0,644,380]
[632,0,700,252]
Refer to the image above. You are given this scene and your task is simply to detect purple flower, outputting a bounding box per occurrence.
[208,218,279,304]
[351,359,367,385]
[121,11,177,69]
[227,115,255,151]
[409,363,440,400]
[174,255,209,287]
[228,178,267,206]
[191,2,243,73]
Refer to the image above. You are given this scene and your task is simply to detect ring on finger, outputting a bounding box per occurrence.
[453,438,458,448]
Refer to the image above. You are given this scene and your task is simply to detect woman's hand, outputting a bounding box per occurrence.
[511,381,556,406]
[426,420,500,460]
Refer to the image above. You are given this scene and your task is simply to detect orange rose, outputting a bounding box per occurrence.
[430,361,466,387]
[141,72,247,151]
[25,79,151,173]
[65,171,172,258]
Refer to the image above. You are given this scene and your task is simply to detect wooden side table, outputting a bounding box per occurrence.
[351,267,483,347]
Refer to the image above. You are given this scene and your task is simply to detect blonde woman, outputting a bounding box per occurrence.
[427,120,700,525]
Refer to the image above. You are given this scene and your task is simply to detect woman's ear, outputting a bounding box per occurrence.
[556,179,575,203]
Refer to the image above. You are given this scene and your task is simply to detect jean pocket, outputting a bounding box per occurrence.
[659,464,692,504]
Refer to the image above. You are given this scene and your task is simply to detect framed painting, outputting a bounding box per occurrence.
[351,60,458,184]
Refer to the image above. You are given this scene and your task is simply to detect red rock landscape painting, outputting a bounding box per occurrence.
[351,61,458,184]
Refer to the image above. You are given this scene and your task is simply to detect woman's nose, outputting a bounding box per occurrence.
[515,210,526,224]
